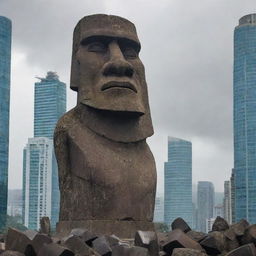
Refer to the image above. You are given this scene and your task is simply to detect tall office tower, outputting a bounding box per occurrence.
[23,138,53,230]
[214,204,224,219]
[154,196,164,223]
[7,189,22,218]
[164,137,192,227]
[23,72,66,230]
[0,16,11,230]
[34,72,66,138]
[230,169,235,223]
[233,14,256,223]
[223,180,232,223]
[197,181,214,232]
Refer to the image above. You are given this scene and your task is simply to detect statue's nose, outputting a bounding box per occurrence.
[102,41,134,77]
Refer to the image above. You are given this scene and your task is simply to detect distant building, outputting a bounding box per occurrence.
[0,16,11,230]
[197,181,215,232]
[164,137,193,227]
[154,196,164,223]
[230,169,235,223]
[223,180,232,223]
[233,13,256,223]
[7,189,22,217]
[206,218,215,233]
[214,204,224,219]
[192,202,197,230]
[23,138,54,229]
[22,72,66,230]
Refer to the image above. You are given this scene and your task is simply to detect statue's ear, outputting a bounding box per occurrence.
[70,55,79,92]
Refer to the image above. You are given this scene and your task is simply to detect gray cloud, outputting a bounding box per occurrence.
[1,0,255,192]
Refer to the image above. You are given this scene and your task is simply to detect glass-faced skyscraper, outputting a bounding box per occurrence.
[34,72,66,138]
[164,137,192,228]
[233,14,256,223]
[0,16,11,230]
[23,72,66,230]
[197,181,215,232]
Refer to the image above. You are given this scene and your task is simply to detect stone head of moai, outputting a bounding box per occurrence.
[54,14,157,237]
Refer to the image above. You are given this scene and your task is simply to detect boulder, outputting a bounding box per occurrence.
[212,216,229,232]
[226,243,256,255]
[172,248,208,255]
[112,245,149,256]
[134,231,159,256]
[162,229,203,255]
[241,224,256,246]
[171,218,191,233]
[37,243,74,256]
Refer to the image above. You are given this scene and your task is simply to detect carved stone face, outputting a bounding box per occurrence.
[71,15,148,115]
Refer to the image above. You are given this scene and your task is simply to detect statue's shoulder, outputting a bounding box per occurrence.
[55,107,78,135]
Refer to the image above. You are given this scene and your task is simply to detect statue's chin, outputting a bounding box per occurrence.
[80,100,145,117]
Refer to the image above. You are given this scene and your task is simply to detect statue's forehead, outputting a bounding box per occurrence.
[74,14,140,48]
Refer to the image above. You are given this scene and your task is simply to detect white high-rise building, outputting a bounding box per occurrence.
[23,138,54,230]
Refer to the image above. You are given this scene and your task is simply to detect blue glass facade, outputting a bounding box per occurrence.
[164,137,192,228]
[23,72,66,230]
[197,181,214,232]
[233,14,256,223]
[0,16,11,230]
[34,72,66,139]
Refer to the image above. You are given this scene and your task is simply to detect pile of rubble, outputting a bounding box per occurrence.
[1,216,256,255]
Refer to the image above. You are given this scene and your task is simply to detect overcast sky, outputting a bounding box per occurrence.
[1,0,256,194]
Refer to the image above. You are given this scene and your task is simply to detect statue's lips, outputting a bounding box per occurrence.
[101,81,137,93]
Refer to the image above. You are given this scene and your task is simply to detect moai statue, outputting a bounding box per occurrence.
[54,14,157,238]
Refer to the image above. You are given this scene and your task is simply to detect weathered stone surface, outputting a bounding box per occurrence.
[230,219,249,237]
[57,220,155,239]
[38,243,74,256]
[31,233,52,255]
[226,243,256,255]
[63,234,92,255]
[162,229,203,255]
[224,229,240,252]
[70,228,97,246]
[105,235,120,248]
[112,245,149,256]
[241,224,256,246]
[1,251,25,256]
[212,216,229,232]
[200,235,221,255]
[134,231,158,256]
[171,218,191,233]
[172,248,208,255]
[5,228,34,253]
[54,15,156,236]
[157,232,168,249]
[186,231,207,243]
[224,229,236,241]
[40,217,51,235]
[92,236,112,256]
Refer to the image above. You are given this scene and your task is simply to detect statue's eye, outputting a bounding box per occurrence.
[122,47,138,59]
[87,42,107,53]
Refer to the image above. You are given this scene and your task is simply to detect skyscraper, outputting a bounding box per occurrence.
[230,169,235,223]
[0,16,11,230]
[154,196,164,223]
[34,72,66,138]
[23,138,54,230]
[223,180,232,224]
[233,14,256,223]
[164,137,192,227]
[23,72,66,230]
[197,181,214,232]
